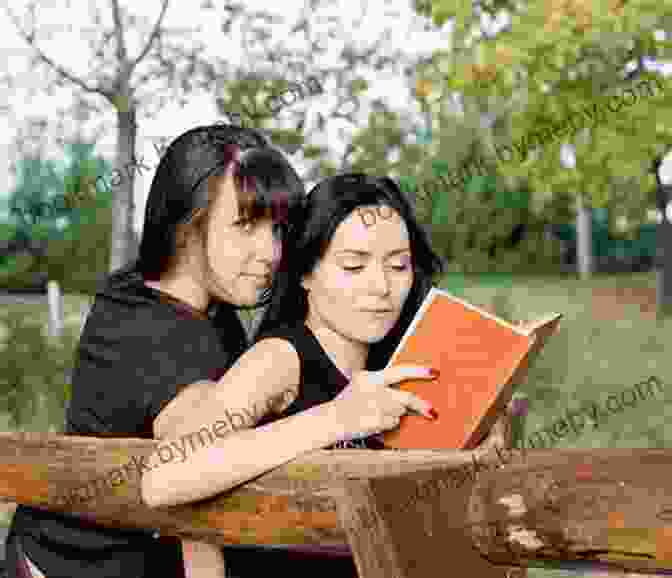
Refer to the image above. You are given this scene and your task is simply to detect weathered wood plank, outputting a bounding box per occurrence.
[357,467,521,578]
[331,404,524,578]
[0,431,492,547]
[12,433,671,576]
[336,479,407,577]
[467,447,672,575]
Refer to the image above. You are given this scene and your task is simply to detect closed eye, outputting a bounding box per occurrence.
[342,264,410,272]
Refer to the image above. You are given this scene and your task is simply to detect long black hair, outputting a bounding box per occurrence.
[257,172,444,369]
[108,123,305,357]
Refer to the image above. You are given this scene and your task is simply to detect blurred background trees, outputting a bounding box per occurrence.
[1,140,114,294]
[406,0,670,279]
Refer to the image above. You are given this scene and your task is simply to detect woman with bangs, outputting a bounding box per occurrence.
[5,123,308,578]
[140,173,500,577]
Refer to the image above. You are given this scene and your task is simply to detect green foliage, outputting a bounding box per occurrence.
[61,141,112,210]
[0,252,43,291]
[215,74,325,156]
[0,308,76,431]
[1,141,113,293]
[337,106,562,273]
[419,0,672,217]
[6,154,63,237]
[41,202,112,294]
[401,170,563,273]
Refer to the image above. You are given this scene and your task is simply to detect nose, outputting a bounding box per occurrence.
[366,263,391,296]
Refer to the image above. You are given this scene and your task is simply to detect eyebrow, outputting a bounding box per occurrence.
[334,249,411,258]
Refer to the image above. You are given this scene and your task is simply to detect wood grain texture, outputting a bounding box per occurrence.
[332,406,524,578]
[0,431,494,547]
[467,447,672,575]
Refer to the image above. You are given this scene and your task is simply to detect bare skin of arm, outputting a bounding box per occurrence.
[142,337,346,508]
[153,410,227,578]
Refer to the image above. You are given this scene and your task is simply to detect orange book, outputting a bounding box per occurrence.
[382,287,562,450]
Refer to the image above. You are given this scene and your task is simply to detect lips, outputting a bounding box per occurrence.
[363,310,394,318]
[244,274,271,284]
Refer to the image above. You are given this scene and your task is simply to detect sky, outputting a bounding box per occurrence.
[0,1,669,232]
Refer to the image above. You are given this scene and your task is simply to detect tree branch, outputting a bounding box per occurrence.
[131,0,170,71]
[110,0,129,75]
[3,5,111,99]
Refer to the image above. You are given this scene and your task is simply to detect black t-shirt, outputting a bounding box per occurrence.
[221,322,381,578]
[7,269,243,578]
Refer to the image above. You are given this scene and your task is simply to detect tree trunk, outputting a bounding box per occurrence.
[656,185,672,315]
[467,447,672,576]
[109,103,137,272]
[576,194,593,278]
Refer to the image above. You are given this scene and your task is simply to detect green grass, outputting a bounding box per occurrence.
[0,293,92,328]
[447,270,672,451]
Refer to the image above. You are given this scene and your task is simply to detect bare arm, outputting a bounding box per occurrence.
[154,407,227,578]
[141,338,347,508]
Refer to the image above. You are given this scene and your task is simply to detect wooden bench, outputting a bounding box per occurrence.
[0,412,668,577]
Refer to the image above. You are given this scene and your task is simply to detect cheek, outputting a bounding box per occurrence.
[329,270,365,299]
[207,232,243,274]
[311,270,361,311]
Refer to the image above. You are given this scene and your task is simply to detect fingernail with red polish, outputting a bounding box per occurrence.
[428,408,439,420]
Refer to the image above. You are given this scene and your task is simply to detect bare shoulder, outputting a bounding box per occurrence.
[154,337,301,437]
[239,335,300,372]
[231,337,301,414]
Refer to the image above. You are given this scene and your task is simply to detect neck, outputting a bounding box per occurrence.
[145,272,210,313]
[305,318,369,379]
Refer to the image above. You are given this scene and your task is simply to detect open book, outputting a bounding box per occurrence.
[382,287,562,450]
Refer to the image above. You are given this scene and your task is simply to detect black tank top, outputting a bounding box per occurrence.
[256,322,384,450]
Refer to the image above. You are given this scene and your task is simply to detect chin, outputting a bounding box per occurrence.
[351,327,394,344]
[212,287,262,308]
[239,290,266,307]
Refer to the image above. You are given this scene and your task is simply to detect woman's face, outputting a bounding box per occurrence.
[203,176,282,306]
[302,204,414,344]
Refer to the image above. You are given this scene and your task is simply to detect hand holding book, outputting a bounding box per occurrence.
[326,365,439,442]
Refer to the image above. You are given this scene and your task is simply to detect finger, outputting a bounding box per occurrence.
[377,365,439,388]
[387,388,436,420]
[375,413,401,434]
